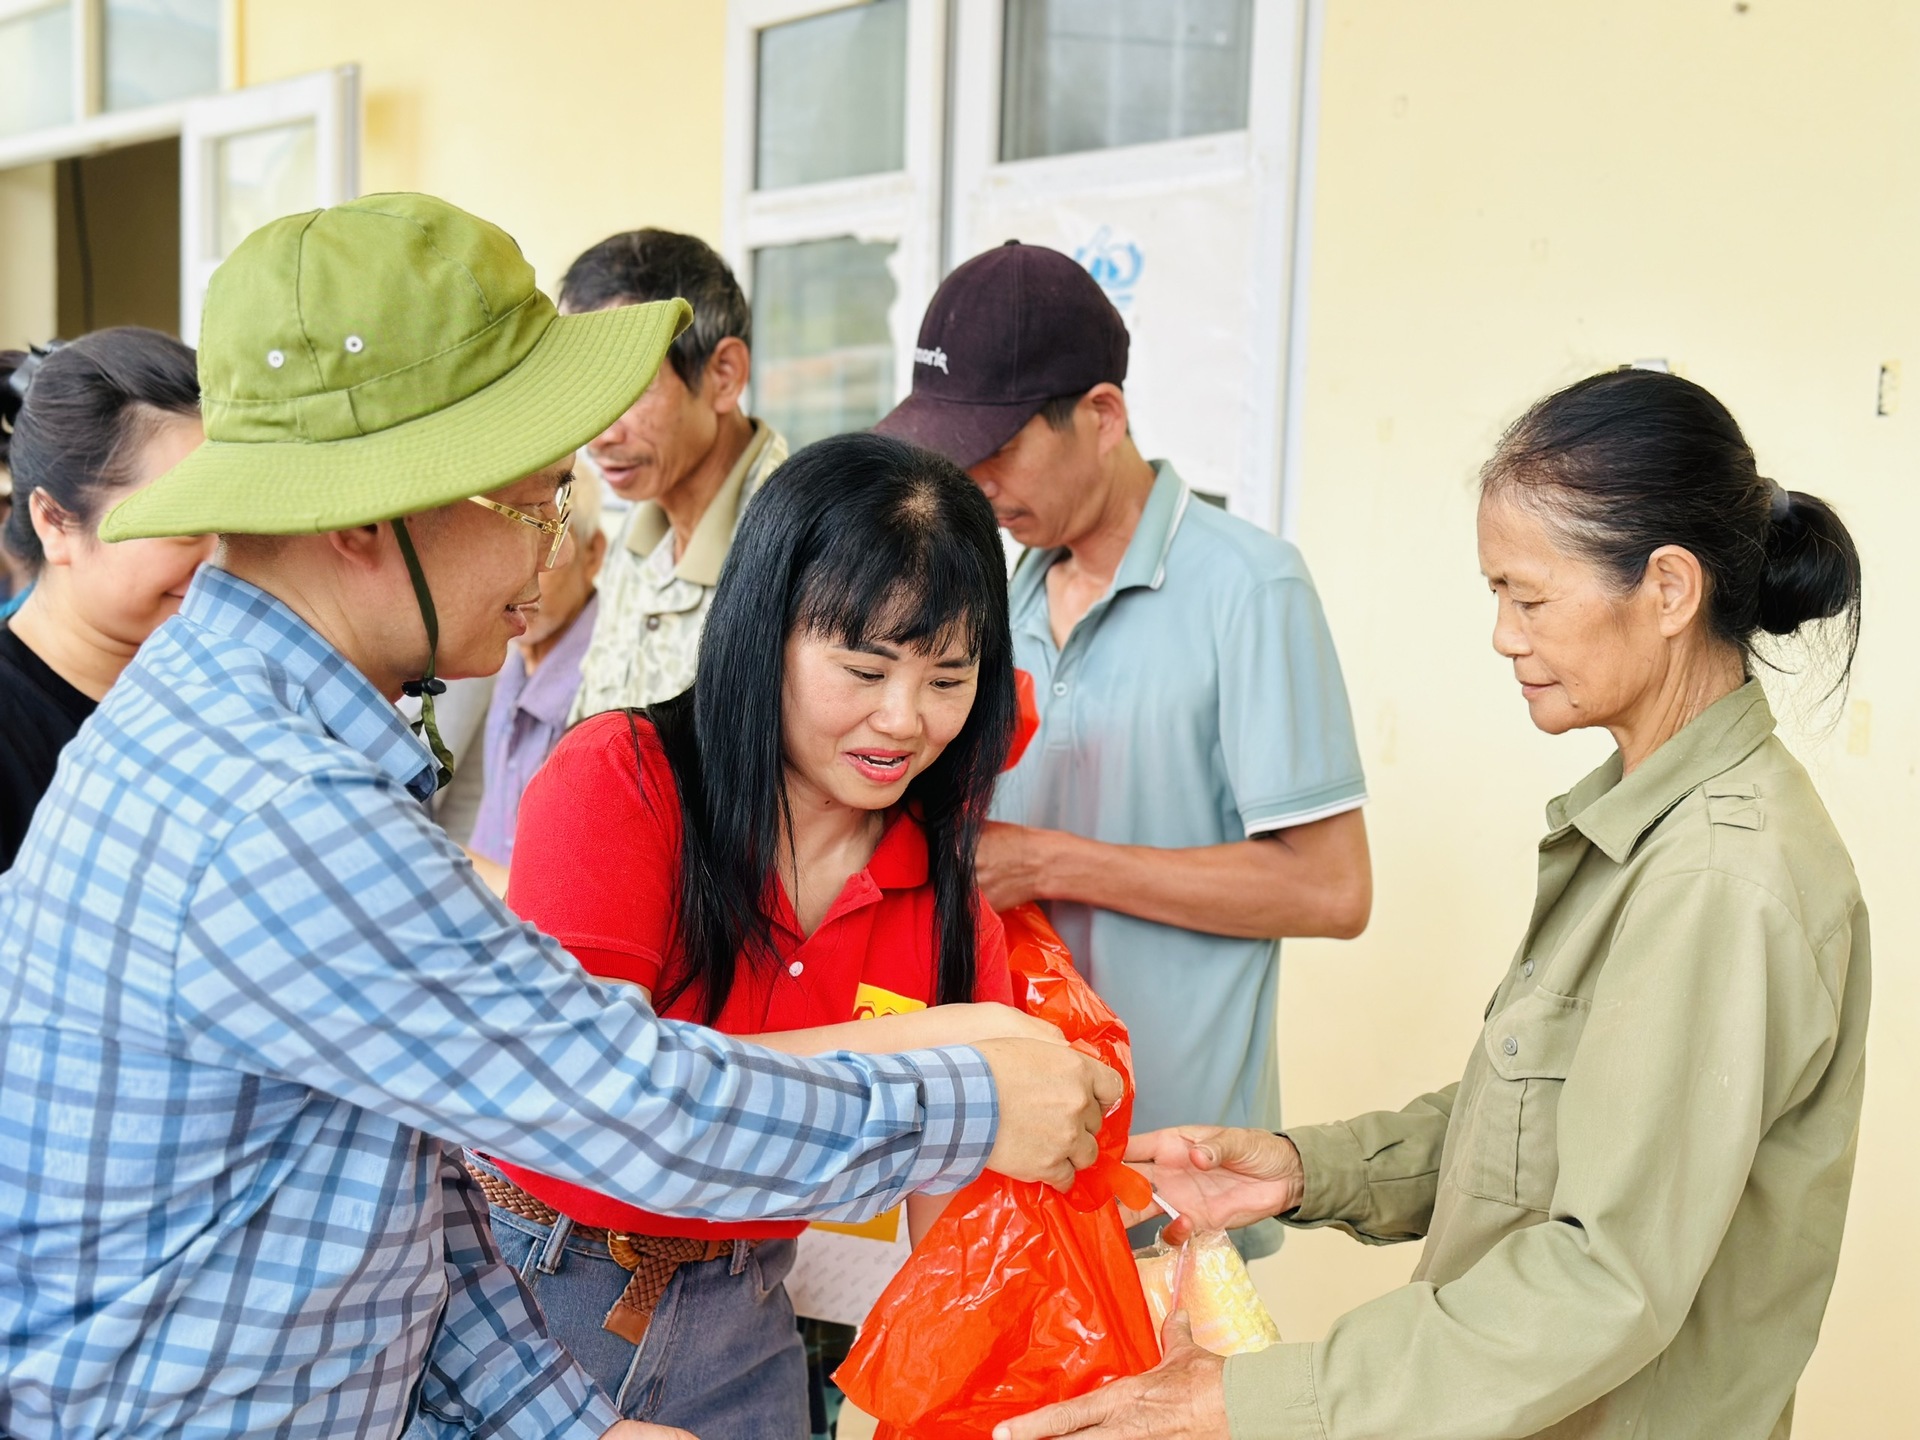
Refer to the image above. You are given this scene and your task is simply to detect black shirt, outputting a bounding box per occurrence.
[0,624,97,870]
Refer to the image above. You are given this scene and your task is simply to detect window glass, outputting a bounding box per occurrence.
[0,3,74,138]
[105,0,220,112]
[751,236,897,448]
[214,121,316,260]
[1000,0,1254,162]
[756,0,907,190]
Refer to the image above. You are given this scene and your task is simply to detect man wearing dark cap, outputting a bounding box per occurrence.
[878,241,1372,1256]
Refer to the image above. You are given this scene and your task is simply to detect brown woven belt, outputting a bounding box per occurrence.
[470,1161,735,1345]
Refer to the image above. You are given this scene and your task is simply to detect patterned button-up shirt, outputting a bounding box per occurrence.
[569,420,787,722]
[0,565,996,1440]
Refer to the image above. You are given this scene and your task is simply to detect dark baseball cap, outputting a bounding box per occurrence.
[874,240,1128,469]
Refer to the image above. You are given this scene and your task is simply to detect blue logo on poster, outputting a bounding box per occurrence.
[1075,226,1143,312]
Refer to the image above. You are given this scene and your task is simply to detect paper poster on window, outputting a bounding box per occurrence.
[957,171,1264,516]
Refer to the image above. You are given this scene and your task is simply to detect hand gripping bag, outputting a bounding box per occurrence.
[834,904,1160,1438]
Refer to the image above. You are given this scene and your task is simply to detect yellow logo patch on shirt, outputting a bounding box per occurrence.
[851,981,927,1021]
[810,983,930,1243]
[812,1207,902,1243]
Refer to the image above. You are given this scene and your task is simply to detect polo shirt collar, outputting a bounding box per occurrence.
[866,810,929,888]
[769,811,928,941]
[1112,460,1192,594]
[1547,679,1776,863]
[1008,459,1192,620]
[182,566,438,800]
[511,591,599,729]
[624,419,775,587]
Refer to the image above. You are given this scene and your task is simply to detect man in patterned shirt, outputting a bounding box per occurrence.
[0,194,1118,1440]
[563,231,787,722]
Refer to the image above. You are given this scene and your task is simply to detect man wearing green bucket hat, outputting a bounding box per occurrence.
[0,194,1120,1440]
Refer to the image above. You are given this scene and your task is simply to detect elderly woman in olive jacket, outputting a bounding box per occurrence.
[1001,369,1870,1440]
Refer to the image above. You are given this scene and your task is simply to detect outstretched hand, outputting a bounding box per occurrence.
[1124,1126,1305,1242]
[991,1312,1229,1439]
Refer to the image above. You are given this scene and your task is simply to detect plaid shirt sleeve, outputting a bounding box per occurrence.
[411,1146,618,1438]
[175,763,999,1222]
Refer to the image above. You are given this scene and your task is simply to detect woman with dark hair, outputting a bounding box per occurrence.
[486,431,1052,1439]
[1003,369,1872,1440]
[0,329,211,868]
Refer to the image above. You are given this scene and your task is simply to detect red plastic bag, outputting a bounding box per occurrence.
[1007,668,1040,771]
[834,905,1159,1439]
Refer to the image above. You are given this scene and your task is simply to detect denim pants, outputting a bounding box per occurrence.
[488,1202,808,1440]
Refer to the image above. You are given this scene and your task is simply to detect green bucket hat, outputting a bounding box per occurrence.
[102,192,692,787]
[101,192,690,541]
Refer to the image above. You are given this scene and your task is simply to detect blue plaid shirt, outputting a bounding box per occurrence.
[0,566,998,1440]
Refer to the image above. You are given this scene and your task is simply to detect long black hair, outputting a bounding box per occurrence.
[1483,368,1862,687]
[645,432,1015,1023]
[1,328,199,573]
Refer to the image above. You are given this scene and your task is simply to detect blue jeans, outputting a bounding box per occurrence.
[488,1202,807,1440]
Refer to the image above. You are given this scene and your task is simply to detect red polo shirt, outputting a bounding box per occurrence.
[498,710,1013,1240]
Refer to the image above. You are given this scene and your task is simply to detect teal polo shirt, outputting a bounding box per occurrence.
[993,461,1366,1145]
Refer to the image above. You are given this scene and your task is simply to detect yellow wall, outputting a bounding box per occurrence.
[0,162,56,351]
[1263,3,1919,1435]
[238,0,728,291]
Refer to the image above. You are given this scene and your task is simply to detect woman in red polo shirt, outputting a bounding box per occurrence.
[487,433,1039,1439]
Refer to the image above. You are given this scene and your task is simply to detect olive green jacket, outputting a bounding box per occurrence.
[1228,683,1870,1439]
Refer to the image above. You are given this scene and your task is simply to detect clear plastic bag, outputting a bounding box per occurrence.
[1135,1229,1282,1358]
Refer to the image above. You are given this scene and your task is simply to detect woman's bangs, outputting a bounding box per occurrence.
[794,528,989,660]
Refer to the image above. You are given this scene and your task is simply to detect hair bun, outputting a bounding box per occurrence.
[1756,489,1862,637]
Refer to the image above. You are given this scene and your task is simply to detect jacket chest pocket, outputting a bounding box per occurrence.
[1454,988,1589,1212]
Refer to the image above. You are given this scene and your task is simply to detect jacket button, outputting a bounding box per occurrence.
[1522,959,1535,978]
[788,960,804,978]
[1052,681,1067,697]
[1502,1035,1519,1056]
[645,615,661,630]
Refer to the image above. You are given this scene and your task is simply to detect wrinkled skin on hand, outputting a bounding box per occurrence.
[992,1312,1230,1440]
[1122,1126,1304,1242]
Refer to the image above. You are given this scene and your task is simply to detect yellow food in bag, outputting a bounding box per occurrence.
[1134,1231,1281,1358]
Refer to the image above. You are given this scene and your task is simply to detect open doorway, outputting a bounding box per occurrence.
[55,137,181,338]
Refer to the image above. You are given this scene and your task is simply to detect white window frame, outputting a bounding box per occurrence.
[0,0,241,169]
[721,0,948,409]
[178,65,359,342]
[0,2,358,343]
[946,0,1317,534]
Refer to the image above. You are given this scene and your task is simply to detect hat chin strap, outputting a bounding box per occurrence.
[391,516,455,792]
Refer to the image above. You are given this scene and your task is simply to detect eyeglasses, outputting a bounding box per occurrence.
[468,477,574,569]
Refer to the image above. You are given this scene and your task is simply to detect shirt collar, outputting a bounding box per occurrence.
[1009,459,1191,618]
[1112,460,1191,593]
[1546,679,1776,863]
[181,566,439,800]
[512,591,599,728]
[624,419,776,587]
[768,811,928,942]
[866,810,930,888]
